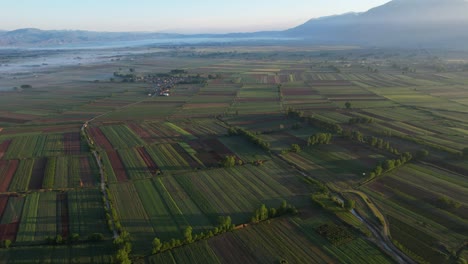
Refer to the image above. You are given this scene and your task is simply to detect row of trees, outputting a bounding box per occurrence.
[368,152,413,179]
[342,130,401,155]
[308,133,332,146]
[348,117,374,124]
[285,107,343,134]
[114,231,132,264]
[220,155,243,168]
[251,201,298,223]
[228,127,270,151]
[152,216,235,255]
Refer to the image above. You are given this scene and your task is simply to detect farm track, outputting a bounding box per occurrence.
[82,95,154,240]
[275,153,415,264]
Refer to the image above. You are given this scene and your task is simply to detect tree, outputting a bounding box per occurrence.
[221,156,236,168]
[3,240,11,249]
[290,144,301,153]
[116,249,131,264]
[345,101,351,109]
[55,235,63,245]
[374,166,383,176]
[383,160,395,171]
[259,204,269,221]
[184,226,193,243]
[152,237,162,254]
[345,199,355,211]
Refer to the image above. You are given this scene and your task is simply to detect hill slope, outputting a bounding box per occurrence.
[285,0,468,48]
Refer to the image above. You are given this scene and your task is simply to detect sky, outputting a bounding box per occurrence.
[0,0,391,33]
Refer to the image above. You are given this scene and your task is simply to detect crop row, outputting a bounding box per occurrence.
[100,125,144,149]
[118,148,153,180]
[146,144,191,173]
[3,134,65,159]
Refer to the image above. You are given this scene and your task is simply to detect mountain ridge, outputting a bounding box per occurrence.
[2,0,468,49]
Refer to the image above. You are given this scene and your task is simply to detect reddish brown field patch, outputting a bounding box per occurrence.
[64,132,82,155]
[0,160,19,192]
[283,88,319,96]
[88,127,113,150]
[128,123,153,143]
[0,222,19,242]
[28,158,47,190]
[0,117,29,124]
[0,140,11,160]
[0,140,11,159]
[136,147,160,175]
[309,80,353,86]
[107,151,128,182]
[0,195,8,219]
[79,157,95,187]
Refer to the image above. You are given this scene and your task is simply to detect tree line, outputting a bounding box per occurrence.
[286,107,343,134]
[151,216,235,255]
[228,127,270,151]
[368,152,413,180]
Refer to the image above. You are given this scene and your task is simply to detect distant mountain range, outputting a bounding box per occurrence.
[2,0,468,49]
[284,0,468,48]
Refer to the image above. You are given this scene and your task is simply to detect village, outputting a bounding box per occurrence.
[113,69,206,97]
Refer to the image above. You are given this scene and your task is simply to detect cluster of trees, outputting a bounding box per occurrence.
[45,233,82,245]
[286,107,304,119]
[285,107,343,134]
[290,144,301,153]
[307,117,342,134]
[113,71,136,82]
[0,240,11,249]
[308,133,332,146]
[228,127,270,151]
[348,117,374,124]
[343,130,401,155]
[114,231,132,264]
[251,201,298,224]
[220,155,243,168]
[152,216,235,255]
[368,152,413,179]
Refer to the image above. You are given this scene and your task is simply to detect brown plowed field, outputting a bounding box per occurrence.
[136,147,160,175]
[79,157,95,187]
[0,160,19,192]
[64,132,82,155]
[0,140,12,159]
[87,127,113,150]
[0,222,19,241]
[107,151,128,182]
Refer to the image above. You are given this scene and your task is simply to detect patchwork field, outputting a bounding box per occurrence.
[0,46,467,264]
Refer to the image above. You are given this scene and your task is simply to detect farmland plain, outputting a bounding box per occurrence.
[0,45,467,263]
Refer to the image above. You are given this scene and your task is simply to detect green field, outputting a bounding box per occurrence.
[0,45,467,264]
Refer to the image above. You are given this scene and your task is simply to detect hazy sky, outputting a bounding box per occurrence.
[1,0,391,33]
